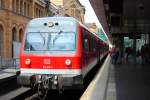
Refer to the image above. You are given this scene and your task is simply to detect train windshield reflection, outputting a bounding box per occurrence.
[24,32,76,51]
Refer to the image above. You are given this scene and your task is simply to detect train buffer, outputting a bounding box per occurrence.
[80,55,150,100]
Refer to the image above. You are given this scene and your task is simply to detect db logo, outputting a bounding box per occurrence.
[43,59,51,64]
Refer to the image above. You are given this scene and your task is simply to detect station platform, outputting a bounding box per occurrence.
[106,57,150,100]
[0,68,17,83]
[80,55,150,100]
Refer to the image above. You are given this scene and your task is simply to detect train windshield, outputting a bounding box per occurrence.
[24,32,76,52]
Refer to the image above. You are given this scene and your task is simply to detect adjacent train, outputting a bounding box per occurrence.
[17,17,109,97]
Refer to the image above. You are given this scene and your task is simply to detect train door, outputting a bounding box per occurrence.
[82,28,90,69]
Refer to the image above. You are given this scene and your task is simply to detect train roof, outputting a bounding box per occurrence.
[29,16,78,23]
[26,17,79,32]
[27,17,79,27]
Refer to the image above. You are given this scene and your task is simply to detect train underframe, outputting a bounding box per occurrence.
[17,73,84,99]
[18,73,84,89]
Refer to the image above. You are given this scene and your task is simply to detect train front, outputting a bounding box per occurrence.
[17,17,83,90]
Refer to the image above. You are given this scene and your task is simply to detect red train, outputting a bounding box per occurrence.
[17,17,108,97]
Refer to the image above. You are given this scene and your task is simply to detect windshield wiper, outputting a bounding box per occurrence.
[53,30,63,45]
[39,33,45,45]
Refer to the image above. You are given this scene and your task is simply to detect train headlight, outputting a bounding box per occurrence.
[25,59,31,65]
[65,59,71,66]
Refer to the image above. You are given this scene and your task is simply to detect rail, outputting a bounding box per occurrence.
[80,55,111,100]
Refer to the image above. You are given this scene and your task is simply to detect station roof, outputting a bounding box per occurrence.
[89,0,112,43]
[90,0,150,38]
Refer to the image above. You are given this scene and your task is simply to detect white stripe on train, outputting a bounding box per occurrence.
[20,68,81,75]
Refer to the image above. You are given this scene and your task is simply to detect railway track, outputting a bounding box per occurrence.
[0,75,32,100]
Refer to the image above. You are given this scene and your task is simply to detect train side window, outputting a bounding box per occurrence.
[84,39,89,52]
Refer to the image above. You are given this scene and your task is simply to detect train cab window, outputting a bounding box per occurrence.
[48,32,76,51]
[24,32,76,51]
[24,33,45,51]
